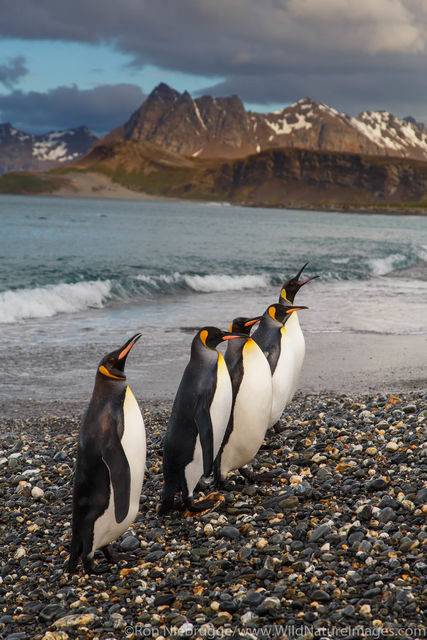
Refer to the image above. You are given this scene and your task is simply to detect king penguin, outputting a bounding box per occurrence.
[214,315,273,484]
[278,262,318,403]
[160,326,241,515]
[252,303,307,429]
[68,334,146,574]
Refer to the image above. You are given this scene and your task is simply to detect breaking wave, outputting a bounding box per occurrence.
[0,273,270,324]
[0,280,113,324]
[367,253,410,276]
[134,272,268,293]
[2,247,425,324]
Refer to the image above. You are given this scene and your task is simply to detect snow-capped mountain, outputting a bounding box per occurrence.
[351,110,427,160]
[0,124,98,174]
[100,84,427,162]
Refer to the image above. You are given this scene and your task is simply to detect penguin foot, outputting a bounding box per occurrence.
[195,479,210,493]
[158,497,187,515]
[82,557,108,575]
[184,496,216,512]
[183,492,224,516]
[239,466,281,483]
[214,477,235,491]
[101,544,129,564]
[272,421,285,434]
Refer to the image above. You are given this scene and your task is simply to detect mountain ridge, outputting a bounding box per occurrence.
[0,124,98,175]
[95,83,427,162]
[2,83,427,212]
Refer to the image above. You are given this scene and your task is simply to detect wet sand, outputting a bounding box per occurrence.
[2,331,426,419]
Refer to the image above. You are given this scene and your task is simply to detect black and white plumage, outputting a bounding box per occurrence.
[160,326,241,514]
[68,334,145,574]
[278,262,318,401]
[252,303,307,428]
[214,316,272,483]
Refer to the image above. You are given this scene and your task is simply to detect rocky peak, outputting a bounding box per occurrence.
[148,82,180,104]
[404,115,426,132]
[96,83,427,162]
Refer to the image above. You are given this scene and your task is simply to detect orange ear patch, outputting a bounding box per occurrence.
[268,306,277,321]
[200,329,209,347]
[99,365,124,380]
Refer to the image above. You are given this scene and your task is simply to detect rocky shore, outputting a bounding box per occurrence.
[1,392,426,639]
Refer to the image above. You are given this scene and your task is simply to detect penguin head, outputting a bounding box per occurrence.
[97,333,142,381]
[229,315,261,335]
[196,326,243,350]
[280,262,318,303]
[266,303,308,325]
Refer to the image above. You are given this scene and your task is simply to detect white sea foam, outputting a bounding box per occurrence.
[183,274,268,292]
[0,280,112,323]
[134,272,269,293]
[417,245,427,262]
[368,254,407,276]
[331,257,350,264]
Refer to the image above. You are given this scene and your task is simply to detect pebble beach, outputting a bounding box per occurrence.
[1,392,426,640]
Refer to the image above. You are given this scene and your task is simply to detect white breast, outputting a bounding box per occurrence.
[285,311,305,401]
[184,354,232,497]
[219,339,272,479]
[91,386,146,555]
[270,327,295,427]
[209,354,233,456]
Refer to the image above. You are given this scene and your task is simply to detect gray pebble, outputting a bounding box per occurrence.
[311,589,331,602]
[218,526,240,540]
[309,523,331,542]
[367,477,388,491]
[378,506,397,523]
[120,536,140,551]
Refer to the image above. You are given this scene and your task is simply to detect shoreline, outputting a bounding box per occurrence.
[3,170,426,215]
[2,331,426,420]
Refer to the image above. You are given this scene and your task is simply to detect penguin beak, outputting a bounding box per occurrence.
[295,262,319,287]
[285,305,308,314]
[295,262,309,280]
[221,332,247,341]
[244,316,261,327]
[298,275,319,286]
[118,333,142,360]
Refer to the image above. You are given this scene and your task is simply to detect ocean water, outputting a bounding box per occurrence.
[1,194,427,409]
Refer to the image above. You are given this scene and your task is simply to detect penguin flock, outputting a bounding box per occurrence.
[69,263,317,573]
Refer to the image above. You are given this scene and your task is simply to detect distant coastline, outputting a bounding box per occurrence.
[1,169,427,216]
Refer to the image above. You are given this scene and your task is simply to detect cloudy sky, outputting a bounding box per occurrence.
[0,0,426,135]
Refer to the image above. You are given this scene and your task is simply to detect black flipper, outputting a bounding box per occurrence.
[194,394,214,478]
[102,432,131,523]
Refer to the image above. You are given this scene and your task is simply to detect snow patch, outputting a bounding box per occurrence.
[352,111,427,154]
[192,101,207,130]
[265,112,312,135]
[32,141,75,162]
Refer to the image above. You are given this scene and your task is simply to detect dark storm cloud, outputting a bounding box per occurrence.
[0,84,145,134]
[1,0,427,121]
[0,56,28,89]
[202,65,427,122]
